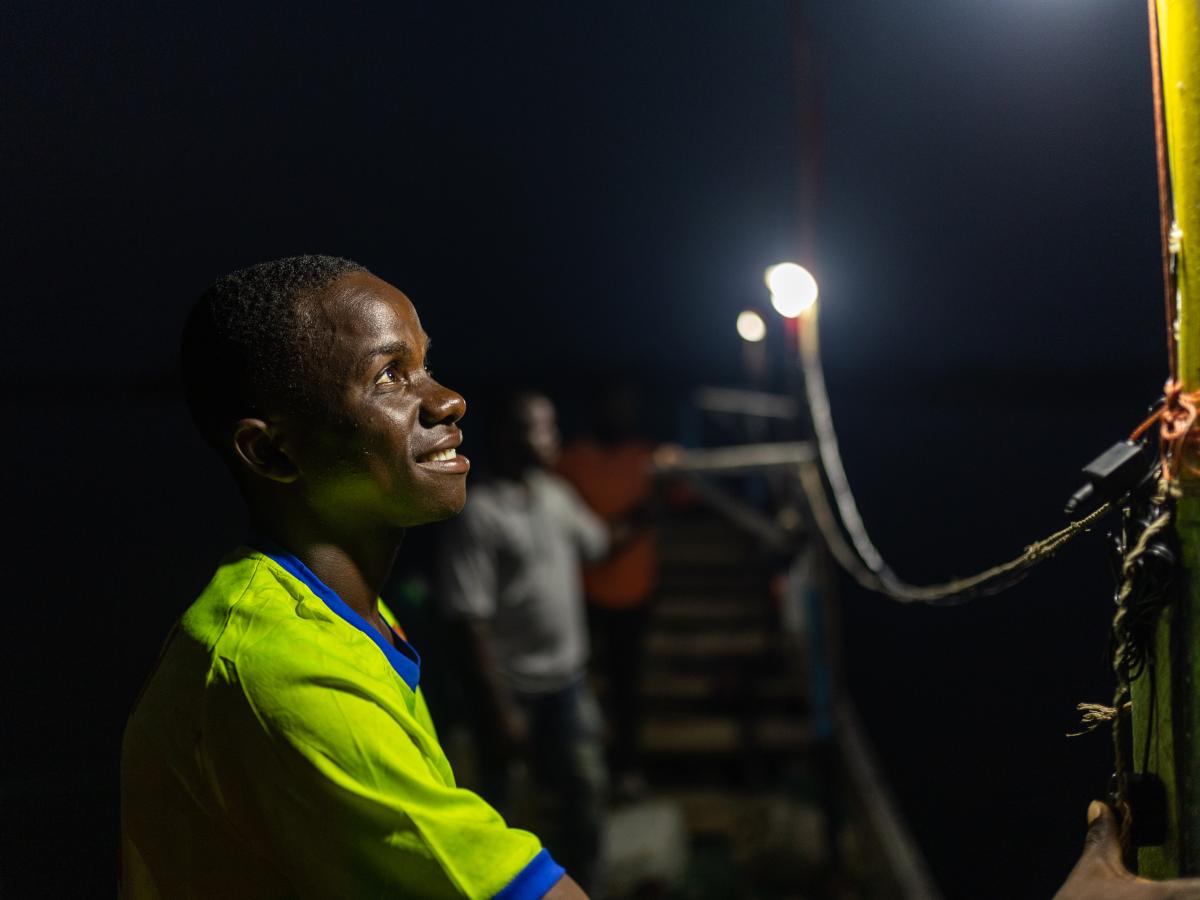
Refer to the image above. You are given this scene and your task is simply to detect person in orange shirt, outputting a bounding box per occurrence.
[556,384,659,796]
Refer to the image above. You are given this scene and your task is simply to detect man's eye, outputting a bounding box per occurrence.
[375,365,400,386]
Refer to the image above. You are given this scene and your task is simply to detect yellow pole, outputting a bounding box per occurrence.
[1161,3,1200,385]
[1132,0,1200,879]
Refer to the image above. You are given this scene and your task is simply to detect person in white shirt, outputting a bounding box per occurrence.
[439,391,610,892]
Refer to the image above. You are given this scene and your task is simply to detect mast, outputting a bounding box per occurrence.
[1132,0,1200,879]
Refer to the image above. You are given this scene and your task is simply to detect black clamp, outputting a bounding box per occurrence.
[1064,441,1152,518]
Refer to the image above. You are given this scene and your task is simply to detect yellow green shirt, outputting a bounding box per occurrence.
[120,545,561,899]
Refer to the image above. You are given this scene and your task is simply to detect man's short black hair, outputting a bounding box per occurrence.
[181,254,367,448]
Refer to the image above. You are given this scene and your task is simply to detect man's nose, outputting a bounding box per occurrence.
[420,380,466,427]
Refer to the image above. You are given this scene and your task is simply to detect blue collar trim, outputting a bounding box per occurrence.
[251,539,421,692]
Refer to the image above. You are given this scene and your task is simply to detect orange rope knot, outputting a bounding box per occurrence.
[1130,380,1200,480]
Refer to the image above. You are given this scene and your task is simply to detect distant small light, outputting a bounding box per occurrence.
[765,262,818,318]
[736,310,767,342]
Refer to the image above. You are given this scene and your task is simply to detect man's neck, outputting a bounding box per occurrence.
[252,515,403,639]
[300,540,397,619]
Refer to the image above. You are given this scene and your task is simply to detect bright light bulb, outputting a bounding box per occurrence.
[765,262,818,318]
[736,310,766,342]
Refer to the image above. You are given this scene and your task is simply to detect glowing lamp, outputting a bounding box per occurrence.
[765,262,818,318]
[736,310,767,343]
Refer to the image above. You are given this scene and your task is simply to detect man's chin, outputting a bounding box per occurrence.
[409,492,467,526]
[430,500,467,522]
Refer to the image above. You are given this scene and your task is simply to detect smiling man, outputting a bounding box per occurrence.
[119,256,587,899]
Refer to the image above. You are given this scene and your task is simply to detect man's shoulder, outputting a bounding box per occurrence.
[125,550,322,752]
[530,469,573,496]
[180,549,309,648]
[137,551,412,746]
[164,549,384,700]
[531,470,588,511]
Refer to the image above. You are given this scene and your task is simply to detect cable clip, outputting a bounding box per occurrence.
[1064,441,1150,518]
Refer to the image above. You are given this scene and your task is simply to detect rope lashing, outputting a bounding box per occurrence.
[1129,380,1200,481]
[1070,477,1177,854]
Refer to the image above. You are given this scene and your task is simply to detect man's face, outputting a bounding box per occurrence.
[518,395,560,469]
[282,272,468,529]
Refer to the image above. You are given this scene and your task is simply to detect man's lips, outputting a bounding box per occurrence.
[415,447,470,473]
[416,431,469,471]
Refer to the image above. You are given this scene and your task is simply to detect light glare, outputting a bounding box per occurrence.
[765,262,818,318]
[736,310,767,343]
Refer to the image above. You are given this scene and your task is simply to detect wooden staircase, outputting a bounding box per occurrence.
[624,506,816,821]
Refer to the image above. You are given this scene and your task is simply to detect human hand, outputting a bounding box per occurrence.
[652,444,684,470]
[494,703,529,757]
[609,520,639,547]
[1052,802,1200,899]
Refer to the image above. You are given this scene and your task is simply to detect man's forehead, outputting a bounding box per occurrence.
[322,275,428,348]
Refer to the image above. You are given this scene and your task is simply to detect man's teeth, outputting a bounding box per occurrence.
[425,448,457,462]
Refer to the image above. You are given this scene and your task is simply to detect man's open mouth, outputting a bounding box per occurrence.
[418,448,458,463]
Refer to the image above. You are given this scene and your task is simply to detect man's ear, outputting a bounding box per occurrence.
[231,418,300,484]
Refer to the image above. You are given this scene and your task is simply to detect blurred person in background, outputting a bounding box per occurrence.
[438,391,610,893]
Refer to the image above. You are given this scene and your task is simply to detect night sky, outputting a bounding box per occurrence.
[2,2,1170,897]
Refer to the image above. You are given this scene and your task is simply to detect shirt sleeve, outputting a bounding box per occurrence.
[553,477,609,562]
[436,501,500,620]
[202,643,563,900]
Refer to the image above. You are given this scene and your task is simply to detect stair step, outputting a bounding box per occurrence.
[645,629,773,658]
[662,578,772,600]
[642,717,740,753]
[593,672,805,704]
[653,597,768,625]
[658,549,758,567]
[638,674,745,702]
[640,715,814,755]
[636,673,807,708]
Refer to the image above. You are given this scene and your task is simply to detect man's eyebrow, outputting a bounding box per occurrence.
[358,336,431,373]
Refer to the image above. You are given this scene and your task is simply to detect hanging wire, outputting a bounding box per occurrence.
[771,0,1189,855]
[785,1,1190,608]
[796,461,1112,605]
[794,309,1118,605]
